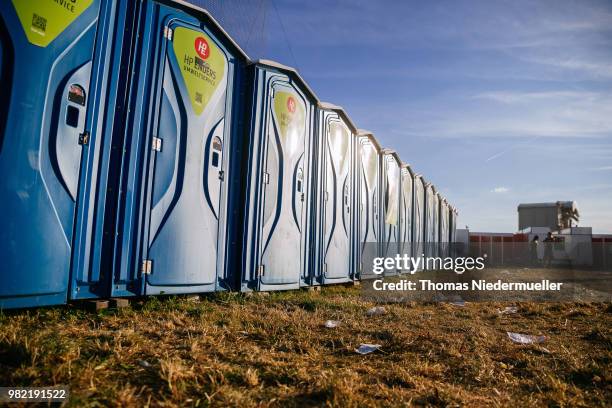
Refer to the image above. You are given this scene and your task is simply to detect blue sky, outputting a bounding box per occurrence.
[201,0,612,233]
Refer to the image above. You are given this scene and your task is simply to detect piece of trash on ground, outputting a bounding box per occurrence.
[324,320,340,328]
[498,306,518,315]
[138,360,151,368]
[449,301,466,307]
[366,306,386,316]
[355,344,382,355]
[507,332,546,344]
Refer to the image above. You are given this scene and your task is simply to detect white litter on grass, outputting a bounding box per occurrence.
[355,344,382,355]
[498,306,518,315]
[449,301,466,307]
[507,332,546,344]
[324,320,340,328]
[138,360,151,368]
[366,306,386,316]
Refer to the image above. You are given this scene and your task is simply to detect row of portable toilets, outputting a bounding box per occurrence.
[0,0,458,309]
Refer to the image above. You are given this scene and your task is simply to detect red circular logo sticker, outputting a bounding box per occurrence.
[287,96,296,113]
[194,37,210,59]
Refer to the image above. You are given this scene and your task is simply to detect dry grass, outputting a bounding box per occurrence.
[0,284,610,407]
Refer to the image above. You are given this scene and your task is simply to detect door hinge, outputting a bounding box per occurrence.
[152,137,162,152]
[218,170,224,181]
[258,265,265,277]
[141,259,152,275]
[79,130,90,146]
[324,191,329,201]
[301,192,305,202]
[323,263,328,273]
[163,26,173,40]
[262,172,270,185]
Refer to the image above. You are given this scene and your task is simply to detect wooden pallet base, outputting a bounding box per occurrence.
[109,298,130,309]
[81,300,109,312]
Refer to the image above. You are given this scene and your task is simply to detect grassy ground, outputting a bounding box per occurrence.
[0,285,610,407]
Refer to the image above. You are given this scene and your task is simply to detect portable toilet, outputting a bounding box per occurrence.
[449,205,459,257]
[240,60,318,291]
[381,149,402,275]
[424,182,437,264]
[450,206,458,243]
[314,102,357,285]
[355,130,382,279]
[0,0,122,308]
[413,175,426,265]
[399,163,415,265]
[439,197,450,257]
[434,190,441,242]
[448,205,453,242]
[431,188,441,259]
[108,1,249,297]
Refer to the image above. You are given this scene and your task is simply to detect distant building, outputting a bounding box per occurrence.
[518,201,579,231]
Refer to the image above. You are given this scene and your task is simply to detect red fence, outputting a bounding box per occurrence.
[468,233,612,270]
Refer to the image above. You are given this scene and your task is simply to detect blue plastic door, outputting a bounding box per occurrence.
[258,84,308,286]
[383,156,400,257]
[413,179,424,263]
[382,155,400,274]
[400,168,413,260]
[358,138,379,276]
[143,21,229,294]
[322,116,352,281]
[0,0,103,308]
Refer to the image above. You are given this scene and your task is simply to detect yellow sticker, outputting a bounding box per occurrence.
[12,0,94,47]
[385,162,399,225]
[362,143,378,189]
[328,122,349,173]
[273,91,305,152]
[172,27,226,116]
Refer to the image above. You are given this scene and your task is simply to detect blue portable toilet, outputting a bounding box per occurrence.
[381,149,402,275]
[412,175,426,266]
[108,0,250,297]
[399,163,415,266]
[430,186,442,262]
[424,182,437,265]
[433,191,442,245]
[448,205,458,257]
[240,60,319,291]
[355,130,382,279]
[0,0,123,308]
[449,205,458,243]
[314,102,358,285]
[439,197,450,257]
[433,190,441,249]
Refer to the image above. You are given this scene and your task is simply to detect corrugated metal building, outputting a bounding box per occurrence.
[518,201,579,231]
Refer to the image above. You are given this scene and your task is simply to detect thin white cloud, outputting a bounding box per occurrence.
[518,56,612,79]
[473,91,600,104]
[589,166,612,171]
[492,187,509,193]
[390,89,612,140]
